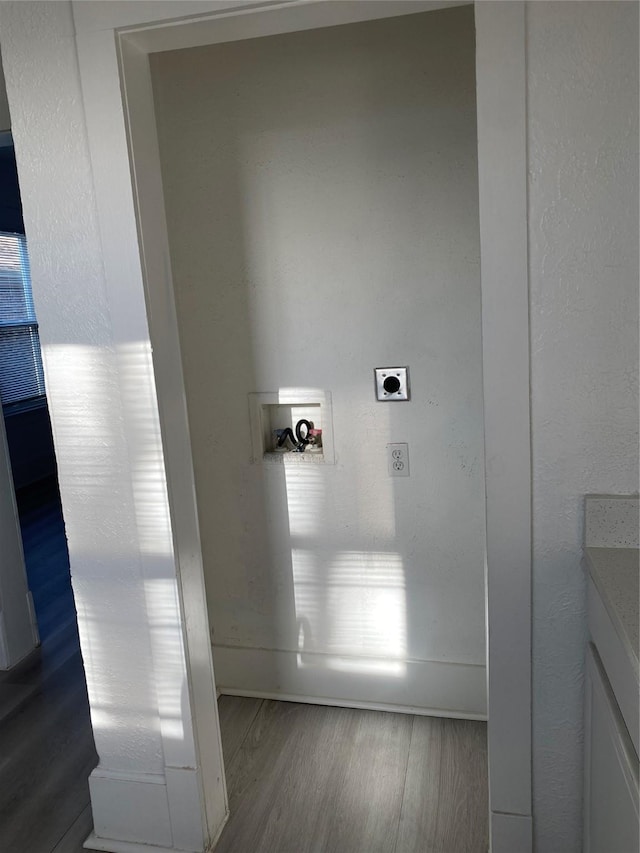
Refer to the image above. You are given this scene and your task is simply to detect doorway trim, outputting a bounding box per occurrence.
[73,1,532,850]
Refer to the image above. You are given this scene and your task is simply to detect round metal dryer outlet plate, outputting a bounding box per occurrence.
[374,367,410,401]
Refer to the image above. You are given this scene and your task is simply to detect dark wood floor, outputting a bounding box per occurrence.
[0,649,97,853]
[1,685,487,853]
[0,478,97,853]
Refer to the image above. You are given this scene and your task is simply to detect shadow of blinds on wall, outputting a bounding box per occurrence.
[0,232,45,407]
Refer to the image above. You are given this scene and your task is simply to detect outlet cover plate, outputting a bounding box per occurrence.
[387,443,410,477]
[375,367,409,401]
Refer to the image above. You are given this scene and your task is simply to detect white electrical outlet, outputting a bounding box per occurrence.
[387,443,409,477]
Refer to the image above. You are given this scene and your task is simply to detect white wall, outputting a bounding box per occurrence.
[527,2,639,850]
[0,2,226,849]
[2,0,166,777]
[0,410,37,669]
[0,53,10,132]
[475,3,532,840]
[0,42,37,672]
[152,6,487,714]
[7,0,635,847]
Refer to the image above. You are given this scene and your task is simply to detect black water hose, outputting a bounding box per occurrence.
[276,419,313,452]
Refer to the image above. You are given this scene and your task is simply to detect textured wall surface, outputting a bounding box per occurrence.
[0,0,170,775]
[0,54,10,132]
[527,2,639,850]
[152,6,486,710]
[4,0,635,843]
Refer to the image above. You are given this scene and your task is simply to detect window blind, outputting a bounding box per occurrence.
[0,232,46,406]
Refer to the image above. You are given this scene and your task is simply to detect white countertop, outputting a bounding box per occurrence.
[585,546,639,681]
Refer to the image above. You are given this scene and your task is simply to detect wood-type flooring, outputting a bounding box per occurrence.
[214,696,488,853]
[3,690,487,853]
[1,483,487,853]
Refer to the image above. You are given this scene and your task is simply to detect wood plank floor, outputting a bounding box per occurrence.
[0,478,97,853]
[2,478,488,852]
[2,479,487,853]
[4,687,487,853]
[0,652,97,853]
[215,696,489,853]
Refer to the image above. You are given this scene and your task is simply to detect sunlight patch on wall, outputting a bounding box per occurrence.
[118,341,174,559]
[72,581,165,772]
[43,344,126,556]
[282,435,408,679]
[292,549,407,677]
[144,578,191,748]
[44,342,189,768]
[283,462,324,538]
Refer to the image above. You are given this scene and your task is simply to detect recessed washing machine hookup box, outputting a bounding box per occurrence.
[248,390,335,464]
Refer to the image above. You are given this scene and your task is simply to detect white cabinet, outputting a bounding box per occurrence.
[584,644,639,853]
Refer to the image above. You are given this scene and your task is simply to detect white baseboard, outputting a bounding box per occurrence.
[87,766,208,853]
[213,645,487,719]
[84,835,200,853]
[88,770,172,850]
[219,687,487,721]
[490,812,532,853]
